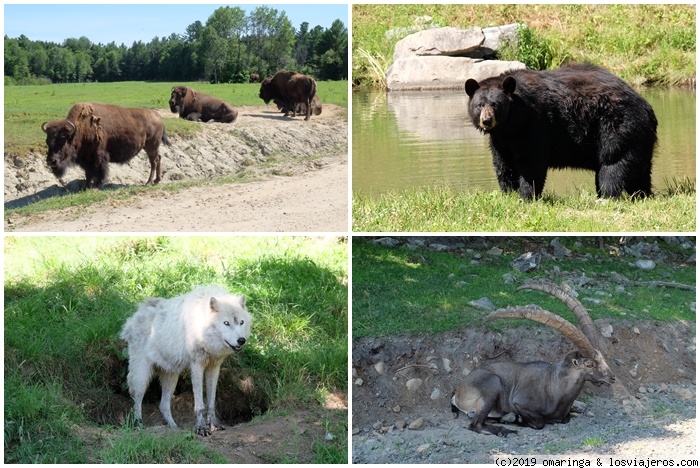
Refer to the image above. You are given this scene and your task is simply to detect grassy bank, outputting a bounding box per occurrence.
[4,236,348,463]
[352,4,695,88]
[352,185,696,233]
[352,237,696,338]
[4,80,348,158]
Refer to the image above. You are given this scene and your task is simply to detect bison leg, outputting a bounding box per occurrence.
[304,98,311,121]
[145,151,161,185]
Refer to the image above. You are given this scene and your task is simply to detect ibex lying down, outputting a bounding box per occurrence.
[451,281,615,436]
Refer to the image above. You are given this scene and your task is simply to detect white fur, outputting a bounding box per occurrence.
[120,285,252,436]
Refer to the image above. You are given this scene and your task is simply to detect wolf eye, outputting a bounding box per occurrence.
[224,321,230,326]
[240,320,244,325]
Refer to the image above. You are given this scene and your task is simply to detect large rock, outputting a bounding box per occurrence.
[386,57,525,91]
[393,27,484,60]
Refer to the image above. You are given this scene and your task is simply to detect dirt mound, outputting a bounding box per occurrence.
[352,321,696,463]
[4,105,348,232]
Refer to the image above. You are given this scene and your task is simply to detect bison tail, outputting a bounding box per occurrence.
[162,128,172,146]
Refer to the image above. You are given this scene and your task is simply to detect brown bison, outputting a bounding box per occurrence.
[249,73,260,83]
[169,86,238,123]
[41,102,170,189]
[274,94,322,116]
[259,71,317,121]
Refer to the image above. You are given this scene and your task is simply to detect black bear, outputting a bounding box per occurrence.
[465,63,657,200]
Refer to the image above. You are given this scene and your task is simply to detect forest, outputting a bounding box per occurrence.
[4,6,348,85]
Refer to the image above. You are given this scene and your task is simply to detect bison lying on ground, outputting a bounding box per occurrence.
[274,94,322,117]
[169,86,238,123]
[259,71,317,121]
[42,102,170,189]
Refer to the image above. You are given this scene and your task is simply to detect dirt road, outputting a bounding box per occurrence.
[5,105,348,232]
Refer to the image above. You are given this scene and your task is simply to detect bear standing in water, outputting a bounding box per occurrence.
[465,63,657,200]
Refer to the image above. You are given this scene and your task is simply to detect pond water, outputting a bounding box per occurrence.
[352,88,696,197]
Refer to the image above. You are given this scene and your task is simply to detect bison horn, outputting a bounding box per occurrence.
[41,121,49,133]
[485,306,598,358]
[66,120,77,136]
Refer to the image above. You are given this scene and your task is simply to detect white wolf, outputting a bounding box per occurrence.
[120,285,252,436]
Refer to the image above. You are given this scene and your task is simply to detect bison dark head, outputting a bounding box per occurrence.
[258,79,276,105]
[169,86,188,114]
[42,120,78,178]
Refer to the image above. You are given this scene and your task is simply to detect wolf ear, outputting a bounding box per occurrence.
[239,295,246,308]
[210,297,220,312]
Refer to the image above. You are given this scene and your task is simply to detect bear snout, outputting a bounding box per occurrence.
[479,108,497,130]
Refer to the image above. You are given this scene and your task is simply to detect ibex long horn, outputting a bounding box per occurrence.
[485,306,597,358]
[517,281,602,350]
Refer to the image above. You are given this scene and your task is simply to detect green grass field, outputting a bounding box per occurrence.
[4,80,348,157]
[352,186,696,233]
[352,4,695,88]
[352,237,696,338]
[4,236,348,463]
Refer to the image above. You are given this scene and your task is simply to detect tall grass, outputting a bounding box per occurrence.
[352,4,695,88]
[4,236,348,463]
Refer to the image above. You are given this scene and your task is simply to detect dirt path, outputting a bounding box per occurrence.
[352,321,696,463]
[5,105,348,232]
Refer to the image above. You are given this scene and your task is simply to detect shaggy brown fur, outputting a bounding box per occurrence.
[169,86,238,123]
[259,71,317,121]
[42,102,170,188]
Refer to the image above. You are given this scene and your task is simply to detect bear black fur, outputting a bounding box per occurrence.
[465,63,657,200]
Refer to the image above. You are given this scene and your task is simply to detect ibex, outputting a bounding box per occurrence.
[451,281,615,436]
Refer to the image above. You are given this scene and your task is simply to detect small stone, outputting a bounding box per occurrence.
[392,405,401,413]
[442,358,452,372]
[633,326,640,335]
[408,417,424,430]
[635,259,656,270]
[406,378,423,391]
[395,420,406,430]
[674,388,694,400]
[352,427,360,435]
[417,443,430,454]
[355,378,364,386]
[374,362,385,375]
[469,297,496,311]
[430,388,441,400]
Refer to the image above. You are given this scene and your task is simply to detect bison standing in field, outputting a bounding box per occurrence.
[259,71,317,121]
[42,102,170,189]
[274,94,323,117]
[169,86,238,123]
[249,73,260,83]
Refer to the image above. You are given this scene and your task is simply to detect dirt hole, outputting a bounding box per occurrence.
[96,352,268,430]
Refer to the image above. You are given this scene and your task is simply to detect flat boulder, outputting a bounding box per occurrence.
[393,26,484,60]
[386,56,526,91]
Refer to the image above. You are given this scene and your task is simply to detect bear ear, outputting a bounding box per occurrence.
[464,79,480,98]
[502,76,517,95]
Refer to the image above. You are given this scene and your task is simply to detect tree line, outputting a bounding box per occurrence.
[4,6,348,85]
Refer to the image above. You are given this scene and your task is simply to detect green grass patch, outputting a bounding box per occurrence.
[352,186,696,232]
[352,237,695,338]
[4,236,348,463]
[352,4,695,88]
[96,430,226,463]
[5,80,348,158]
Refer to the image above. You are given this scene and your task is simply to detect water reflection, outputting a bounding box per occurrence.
[353,89,695,197]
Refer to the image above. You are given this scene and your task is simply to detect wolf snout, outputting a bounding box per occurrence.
[238,337,246,346]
